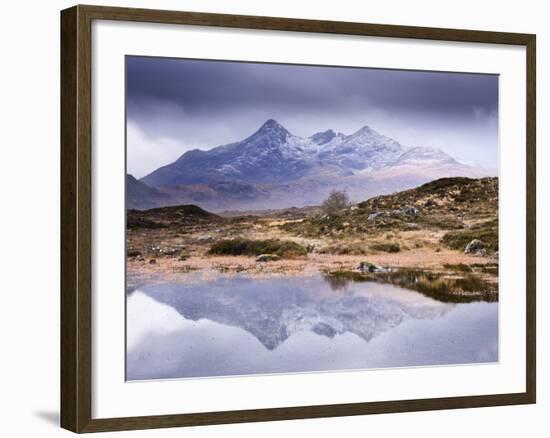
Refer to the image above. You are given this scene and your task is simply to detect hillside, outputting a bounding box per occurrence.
[359,176,497,214]
[282,177,498,253]
[127,204,222,230]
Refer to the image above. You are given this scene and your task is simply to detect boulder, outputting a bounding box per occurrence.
[358,261,392,273]
[464,239,486,254]
[359,261,377,272]
[401,206,419,215]
[161,247,177,256]
[256,254,280,262]
[367,211,387,221]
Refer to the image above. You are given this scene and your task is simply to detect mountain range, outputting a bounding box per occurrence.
[128,119,493,211]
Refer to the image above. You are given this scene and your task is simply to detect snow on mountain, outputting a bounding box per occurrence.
[142,119,316,186]
[141,119,456,187]
[310,129,342,145]
[315,125,405,171]
[134,119,492,211]
[392,146,458,166]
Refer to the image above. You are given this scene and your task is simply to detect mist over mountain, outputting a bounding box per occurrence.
[131,119,493,211]
[126,174,173,210]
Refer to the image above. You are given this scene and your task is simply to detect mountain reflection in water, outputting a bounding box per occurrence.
[126,273,498,380]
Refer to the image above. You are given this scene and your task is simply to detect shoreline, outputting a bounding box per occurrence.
[127,250,498,299]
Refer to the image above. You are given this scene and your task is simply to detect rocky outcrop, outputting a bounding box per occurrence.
[367,206,419,221]
[464,239,486,255]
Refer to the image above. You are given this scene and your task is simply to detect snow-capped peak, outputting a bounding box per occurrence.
[346,125,400,148]
[250,119,290,140]
[310,129,338,145]
[351,125,376,136]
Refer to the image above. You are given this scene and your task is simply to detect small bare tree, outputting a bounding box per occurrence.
[321,190,350,216]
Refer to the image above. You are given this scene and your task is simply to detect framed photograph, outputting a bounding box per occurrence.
[60,5,536,433]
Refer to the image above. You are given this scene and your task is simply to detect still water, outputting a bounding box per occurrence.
[126,273,498,380]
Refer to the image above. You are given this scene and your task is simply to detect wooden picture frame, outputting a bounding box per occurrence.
[61,4,536,433]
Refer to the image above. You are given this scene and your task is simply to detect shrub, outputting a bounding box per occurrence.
[370,242,401,253]
[318,242,367,255]
[321,190,350,216]
[441,227,498,252]
[419,215,464,230]
[443,263,473,273]
[208,239,307,258]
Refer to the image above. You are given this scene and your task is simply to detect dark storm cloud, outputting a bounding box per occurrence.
[125,56,498,178]
[126,56,497,119]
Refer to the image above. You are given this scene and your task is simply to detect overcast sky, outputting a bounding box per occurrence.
[126,56,498,178]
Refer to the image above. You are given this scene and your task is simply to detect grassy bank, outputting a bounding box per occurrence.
[324,267,498,303]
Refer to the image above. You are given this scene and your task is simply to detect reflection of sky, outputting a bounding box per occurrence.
[126,57,499,177]
[126,275,498,380]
